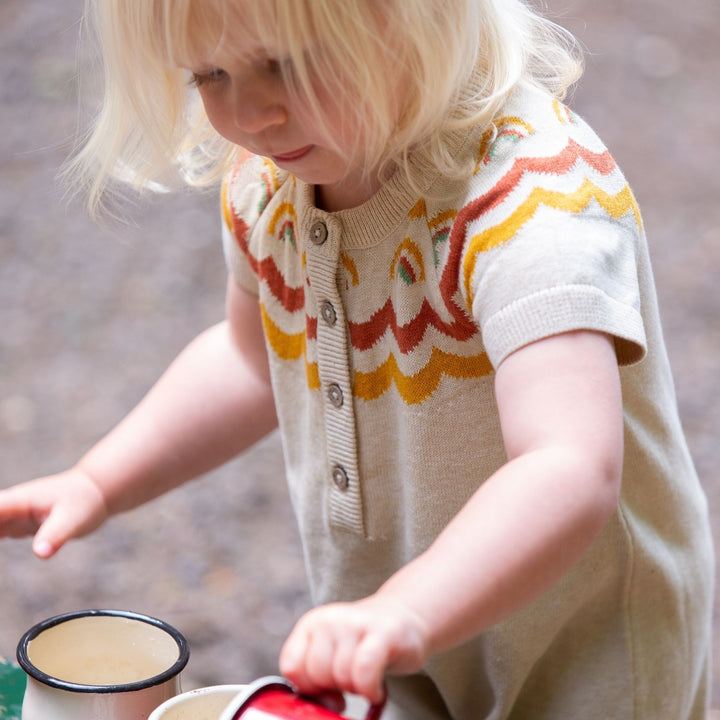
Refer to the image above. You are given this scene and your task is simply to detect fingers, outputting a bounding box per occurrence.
[0,471,109,559]
[0,484,48,539]
[281,623,386,704]
[30,480,107,558]
[0,482,62,557]
[32,537,56,559]
[348,634,392,702]
[279,600,421,704]
[0,486,56,558]
[31,507,75,559]
[0,490,64,558]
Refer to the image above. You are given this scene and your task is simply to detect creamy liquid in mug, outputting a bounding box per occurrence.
[34,654,170,686]
[156,690,243,720]
[27,615,180,686]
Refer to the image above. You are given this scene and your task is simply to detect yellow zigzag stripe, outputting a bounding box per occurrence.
[341,253,360,286]
[260,303,320,389]
[354,348,493,404]
[496,115,534,135]
[260,303,304,359]
[269,202,298,234]
[428,208,458,230]
[463,178,642,301]
[552,99,576,125]
[408,198,427,219]
[261,303,491,403]
[261,157,281,191]
[221,177,232,231]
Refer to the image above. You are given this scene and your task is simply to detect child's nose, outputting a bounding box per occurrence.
[232,85,287,134]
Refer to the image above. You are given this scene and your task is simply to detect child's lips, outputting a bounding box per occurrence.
[271,145,314,163]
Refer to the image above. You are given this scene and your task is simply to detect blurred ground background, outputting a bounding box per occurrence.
[1,0,718,708]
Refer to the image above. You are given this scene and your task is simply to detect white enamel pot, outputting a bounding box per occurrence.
[16,609,189,720]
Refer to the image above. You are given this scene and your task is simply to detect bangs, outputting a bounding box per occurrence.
[70,0,582,216]
[151,0,227,70]
[154,0,319,74]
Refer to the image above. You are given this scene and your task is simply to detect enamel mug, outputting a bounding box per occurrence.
[218,676,385,720]
[148,684,247,720]
[16,609,189,720]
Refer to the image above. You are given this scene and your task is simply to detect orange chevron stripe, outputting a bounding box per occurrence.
[261,299,490,403]
[354,347,493,404]
[348,139,620,355]
[462,178,642,301]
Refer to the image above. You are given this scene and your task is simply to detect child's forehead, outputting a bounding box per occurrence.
[160,0,288,67]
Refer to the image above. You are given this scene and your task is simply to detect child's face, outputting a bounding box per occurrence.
[189,36,378,210]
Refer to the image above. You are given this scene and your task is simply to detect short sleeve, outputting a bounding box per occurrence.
[459,122,648,369]
[468,205,647,368]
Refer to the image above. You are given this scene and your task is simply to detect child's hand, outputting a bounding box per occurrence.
[0,469,109,558]
[279,595,429,704]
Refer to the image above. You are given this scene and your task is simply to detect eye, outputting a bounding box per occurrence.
[262,55,293,79]
[190,68,228,88]
[265,58,281,75]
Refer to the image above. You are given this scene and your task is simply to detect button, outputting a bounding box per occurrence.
[327,383,344,408]
[320,300,337,326]
[310,221,328,246]
[332,465,349,490]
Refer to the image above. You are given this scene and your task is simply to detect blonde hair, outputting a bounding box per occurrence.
[69,0,583,215]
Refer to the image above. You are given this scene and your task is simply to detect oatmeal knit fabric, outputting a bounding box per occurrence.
[221,83,714,720]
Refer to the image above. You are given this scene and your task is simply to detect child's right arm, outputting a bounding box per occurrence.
[0,279,277,558]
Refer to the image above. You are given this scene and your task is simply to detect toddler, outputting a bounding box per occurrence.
[0,1,714,718]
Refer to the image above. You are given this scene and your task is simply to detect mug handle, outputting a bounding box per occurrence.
[363,684,387,720]
[364,699,386,720]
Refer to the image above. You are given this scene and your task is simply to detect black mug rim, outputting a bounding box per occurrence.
[16,608,189,694]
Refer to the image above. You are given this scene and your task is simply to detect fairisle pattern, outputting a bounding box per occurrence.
[219,87,714,720]
[223,94,641,406]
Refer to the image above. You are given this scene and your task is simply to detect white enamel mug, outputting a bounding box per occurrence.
[148,684,246,720]
[16,609,189,720]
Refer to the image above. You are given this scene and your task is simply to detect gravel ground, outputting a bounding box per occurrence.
[1,0,719,707]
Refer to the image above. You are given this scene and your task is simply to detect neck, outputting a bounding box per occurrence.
[315,171,382,212]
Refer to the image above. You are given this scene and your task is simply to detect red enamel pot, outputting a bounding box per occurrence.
[218,676,385,720]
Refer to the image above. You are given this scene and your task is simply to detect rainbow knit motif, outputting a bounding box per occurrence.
[219,84,713,720]
[223,88,642,407]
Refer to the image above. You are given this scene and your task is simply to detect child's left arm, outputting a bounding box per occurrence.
[280,329,624,703]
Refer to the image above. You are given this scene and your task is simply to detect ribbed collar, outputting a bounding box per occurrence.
[293,72,495,250]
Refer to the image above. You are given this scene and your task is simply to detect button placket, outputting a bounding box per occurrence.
[320,300,337,327]
[332,465,350,491]
[327,383,344,408]
[303,214,364,534]
[310,220,328,246]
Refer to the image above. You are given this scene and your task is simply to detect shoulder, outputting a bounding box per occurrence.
[469,83,623,196]
[453,83,640,248]
[447,85,646,369]
[222,153,291,245]
[221,153,296,289]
